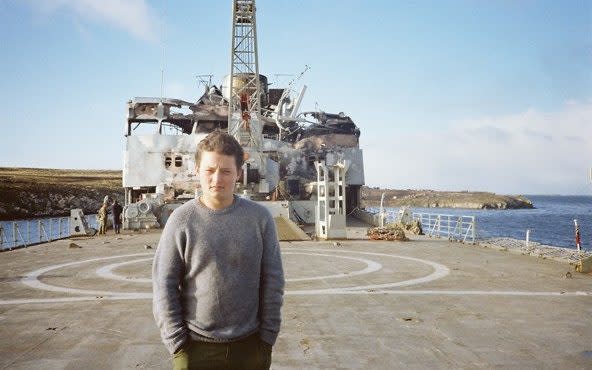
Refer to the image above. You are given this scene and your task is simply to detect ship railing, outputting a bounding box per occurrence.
[413,213,476,243]
[0,215,98,251]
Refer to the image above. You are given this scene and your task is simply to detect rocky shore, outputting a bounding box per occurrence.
[0,168,123,221]
[479,237,591,265]
[361,187,533,209]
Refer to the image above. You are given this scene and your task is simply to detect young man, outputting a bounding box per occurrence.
[152,131,285,370]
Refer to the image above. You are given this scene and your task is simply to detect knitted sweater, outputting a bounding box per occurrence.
[152,197,285,354]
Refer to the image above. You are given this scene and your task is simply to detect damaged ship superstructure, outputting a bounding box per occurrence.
[122,0,364,235]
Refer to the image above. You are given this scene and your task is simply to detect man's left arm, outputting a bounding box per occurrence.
[258,212,285,346]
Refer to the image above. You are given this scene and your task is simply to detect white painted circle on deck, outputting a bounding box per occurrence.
[18,249,444,298]
[285,248,450,295]
[95,258,153,283]
[283,252,382,282]
[8,247,588,305]
[20,253,153,297]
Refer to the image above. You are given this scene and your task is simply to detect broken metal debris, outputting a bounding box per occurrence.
[367,224,409,241]
[122,77,365,230]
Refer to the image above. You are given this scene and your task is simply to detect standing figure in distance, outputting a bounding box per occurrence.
[112,200,123,234]
[152,131,285,370]
[98,202,108,235]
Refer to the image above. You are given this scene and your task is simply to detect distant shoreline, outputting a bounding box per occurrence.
[361,187,534,210]
[1,167,534,220]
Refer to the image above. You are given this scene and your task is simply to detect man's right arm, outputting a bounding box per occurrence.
[152,224,188,355]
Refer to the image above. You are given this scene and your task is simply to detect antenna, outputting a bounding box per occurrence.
[196,74,213,89]
[160,0,168,100]
[272,73,294,86]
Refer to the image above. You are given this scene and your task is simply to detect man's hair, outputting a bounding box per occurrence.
[195,131,244,170]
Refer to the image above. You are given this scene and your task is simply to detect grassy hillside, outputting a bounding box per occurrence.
[0,168,123,220]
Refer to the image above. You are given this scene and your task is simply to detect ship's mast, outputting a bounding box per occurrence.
[228,0,262,150]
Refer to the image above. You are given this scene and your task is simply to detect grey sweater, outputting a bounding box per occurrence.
[152,197,285,354]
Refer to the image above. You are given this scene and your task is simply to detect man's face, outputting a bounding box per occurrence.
[197,151,240,209]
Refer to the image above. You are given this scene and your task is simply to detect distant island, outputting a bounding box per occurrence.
[0,168,533,220]
[361,187,534,210]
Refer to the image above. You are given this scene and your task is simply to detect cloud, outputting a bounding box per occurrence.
[364,100,592,194]
[466,125,511,143]
[30,0,159,42]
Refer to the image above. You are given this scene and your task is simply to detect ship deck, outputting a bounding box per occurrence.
[0,223,591,369]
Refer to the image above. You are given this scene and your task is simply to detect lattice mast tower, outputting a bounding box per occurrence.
[228,0,262,149]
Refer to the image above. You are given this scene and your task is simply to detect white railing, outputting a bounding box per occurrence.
[0,215,98,251]
[413,213,476,243]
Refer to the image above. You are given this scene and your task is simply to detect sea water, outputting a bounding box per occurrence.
[379,195,592,251]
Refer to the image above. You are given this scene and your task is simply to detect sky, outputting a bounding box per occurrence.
[0,0,591,195]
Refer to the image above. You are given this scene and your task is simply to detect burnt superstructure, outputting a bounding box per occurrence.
[122,0,364,230]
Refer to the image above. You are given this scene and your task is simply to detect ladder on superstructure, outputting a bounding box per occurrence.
[228,0,262,149]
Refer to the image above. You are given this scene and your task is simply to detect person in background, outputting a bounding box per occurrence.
[98,203,108,235]
[152,131,285,370]
[112,200,123,234]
